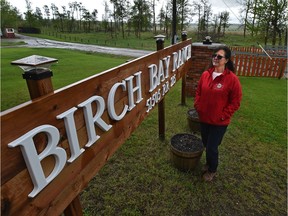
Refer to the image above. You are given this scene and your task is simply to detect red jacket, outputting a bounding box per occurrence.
[194,67,242,126]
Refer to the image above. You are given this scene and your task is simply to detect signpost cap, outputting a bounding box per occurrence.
[181,31,187,36]
[154,34,166,41]
[11,55,58,72]
[203,36,212,45]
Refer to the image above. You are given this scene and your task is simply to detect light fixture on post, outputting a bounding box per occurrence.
[203,36,212,45]
[154,34,166,51]
[11,55,58,99]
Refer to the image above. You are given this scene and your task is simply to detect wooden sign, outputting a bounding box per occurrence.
[1,39,192,215]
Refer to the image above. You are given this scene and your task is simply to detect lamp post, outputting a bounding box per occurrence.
[11,55,58,100]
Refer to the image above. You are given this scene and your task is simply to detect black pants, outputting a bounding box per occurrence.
[200,123,228,173]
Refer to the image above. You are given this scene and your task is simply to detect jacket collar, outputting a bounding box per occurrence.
[207,67,231,75]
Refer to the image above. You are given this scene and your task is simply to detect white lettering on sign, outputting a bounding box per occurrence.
[7,71,144,198]
[148,64,158,92]
[56,107,85,163]
[107,71,143,120]
[108,80,128,121]
[146,44,191,112]
[7,44,191,198]
[163,56,171,79]
[146,89,161,113]
[8,125,66,198]
[78,96,112,147]
[172,44,191,72]
[125,71,143,111]
[148,56,172,93]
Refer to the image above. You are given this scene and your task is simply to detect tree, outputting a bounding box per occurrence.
[68,1,78,32]
[102,1,111,33]
[193,0,212,39]
[192,1,202,34]
[220,11,230,35]
[241,0,252,37]
[0,0,22,29]
[177,0,191,31]
[164,0,172,37]
[211,14,219,34]
[82,8,92,33]
[110,0,130,38]
[24,0,36,27]
[43,5,50,28]
[267,0,287,45]
[91,9,98,31]
[240,0,287,45]
[50,3,58,21]
[157,5,165,31]
[150,0,159,34]
[131,0,151,38]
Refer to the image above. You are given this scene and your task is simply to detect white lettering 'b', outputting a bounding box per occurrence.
[8,125,66,198]
[148,64,159,92]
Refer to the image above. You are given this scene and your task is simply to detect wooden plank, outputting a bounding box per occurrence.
[233,55,239,76]
[251,56,258,77]
[273,58,281,78]
[262,57,271,77]
[238,55,244,76]
[259,57,266,77]
[1,40,193,215]
[247,55,253,76]
[63,196,83,216]
[278,58,287,78]
[243,55,249,76]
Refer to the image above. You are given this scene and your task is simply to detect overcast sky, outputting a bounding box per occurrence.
[7,0,243,23]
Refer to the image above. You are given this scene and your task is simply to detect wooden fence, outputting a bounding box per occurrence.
[230,46,287,78]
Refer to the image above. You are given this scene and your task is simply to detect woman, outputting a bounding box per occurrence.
[194,46,242,182]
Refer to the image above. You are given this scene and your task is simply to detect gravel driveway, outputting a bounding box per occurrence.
[2,34,153,58]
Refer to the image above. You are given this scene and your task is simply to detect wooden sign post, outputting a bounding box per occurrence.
[155,35,166,140]
[11,55,57,99]
[1,39,192,215]
[181,31,188,106]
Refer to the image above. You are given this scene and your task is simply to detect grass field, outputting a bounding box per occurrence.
[1,47,287,215]
[80,77,287,216]
[1,47,130,111]
[21,30,262,51]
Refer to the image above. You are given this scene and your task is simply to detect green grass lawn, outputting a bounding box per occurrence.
[80,77,287,216]
[1,47,287,215]
[1,47,130,111]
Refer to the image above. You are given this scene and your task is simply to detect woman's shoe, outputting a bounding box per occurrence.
[202,171,217,182]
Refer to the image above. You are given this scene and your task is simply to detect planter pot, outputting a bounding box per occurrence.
[187,109,200,132]
[170,133,204,172]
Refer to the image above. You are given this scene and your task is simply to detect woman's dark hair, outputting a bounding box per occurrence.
[209,46,235,72]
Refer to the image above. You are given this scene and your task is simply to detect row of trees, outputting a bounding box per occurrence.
[1,0,287,45]
[241,0,287,45]
[1,0,232,39]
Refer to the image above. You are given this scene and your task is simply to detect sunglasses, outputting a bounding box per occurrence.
[212,54,225,60]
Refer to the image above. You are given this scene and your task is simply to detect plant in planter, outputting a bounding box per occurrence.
[187,108,200,132]
[170,133,204,172]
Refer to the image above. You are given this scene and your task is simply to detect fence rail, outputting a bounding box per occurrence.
[229,46,287,78]
[230,46,287,57]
